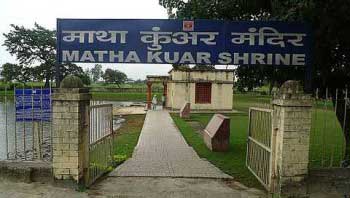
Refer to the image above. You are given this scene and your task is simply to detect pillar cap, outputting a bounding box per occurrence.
[52,88,91,101]
[54,88,89,94]
[272,80,312,107]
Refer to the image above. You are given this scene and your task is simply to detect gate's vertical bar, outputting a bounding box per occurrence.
[40,85,43,160]
[270,113,278,193]
[94,107,96,143]
[31,85,35,160]
[98,107,100,140]
[5,85,8,159]
[14,86,17,158]
[49,81,53,161]
[111,105,114,156]
[246,108,252,167]
[86,106,91,185]
[22,84,26,160]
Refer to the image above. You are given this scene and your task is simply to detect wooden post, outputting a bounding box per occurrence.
[163,82,167,107]
[147,81,152,110]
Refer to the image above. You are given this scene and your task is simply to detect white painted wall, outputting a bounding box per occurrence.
[166,70,234,110]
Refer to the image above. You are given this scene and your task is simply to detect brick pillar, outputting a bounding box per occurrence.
[52,88,91,183]
[272,81,312,196]
[147,82,152,110]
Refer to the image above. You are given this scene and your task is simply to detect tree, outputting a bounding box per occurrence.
[2,23,84,87]
[235,66,265,92]
[1,63,32,83]
[91,64,103,82]
[135,79,146,84]
[160,0,350,166]
[102,68,127,87]
[77,72,92,86]
[1,63,21,82]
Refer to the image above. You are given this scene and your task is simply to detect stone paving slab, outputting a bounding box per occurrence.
[110,110,232,179]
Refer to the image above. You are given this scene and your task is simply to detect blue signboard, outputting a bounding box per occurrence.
[15,89,52,122]
[57,19,311,66]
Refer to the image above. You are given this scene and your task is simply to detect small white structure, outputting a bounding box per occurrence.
[146,68,234,111]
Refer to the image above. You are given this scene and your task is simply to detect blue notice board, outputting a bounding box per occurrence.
[15,89,52,122]
[57,19,312,66]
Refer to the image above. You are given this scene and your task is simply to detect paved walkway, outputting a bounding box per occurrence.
[110,110,231,178]
[0,110,267,198]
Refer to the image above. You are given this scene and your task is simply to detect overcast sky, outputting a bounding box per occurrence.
[0,0,173,80]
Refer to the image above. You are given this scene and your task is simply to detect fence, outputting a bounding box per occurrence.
[0,85,52,162]
[246,107,276,191]
[242,87,349,169]
[310,88,349,168]
[87,103,114,186]
[89,87,163,93]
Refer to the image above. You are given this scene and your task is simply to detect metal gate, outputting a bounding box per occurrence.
[246,107,277,192]
[0,85,53,162]
[87,103,114,186]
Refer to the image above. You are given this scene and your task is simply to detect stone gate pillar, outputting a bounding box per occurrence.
[272,80,312,197]
[52,88,91,184]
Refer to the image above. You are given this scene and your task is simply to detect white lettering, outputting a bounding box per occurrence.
[62,31,128,44]
[125,51,140,63]
[109,51,124,62]
[62,50,79,62]
[233,53,249,65]
[218,52,232,64]
[292,54,305,66]
[147,52,163,63]
[231,27,306,48]
[179,52,195,64]
[275,54,290,65]
[251,53,265,65]
[266,54,273,65]
[80,51,95,62]
[94,51,108,62]
[196,52,211,64]
[140,27,219,51]
[164,52,179,64]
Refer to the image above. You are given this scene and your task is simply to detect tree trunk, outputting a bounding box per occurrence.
[44,75,50,88]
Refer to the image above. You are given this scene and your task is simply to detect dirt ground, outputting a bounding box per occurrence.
[0,177,266,198]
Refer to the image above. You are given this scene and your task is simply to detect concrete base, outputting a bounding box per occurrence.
[0,160,52,183]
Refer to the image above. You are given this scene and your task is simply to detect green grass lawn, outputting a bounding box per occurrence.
[113,114,145,160]
[309,108,345,168]
[171,93,346,189]
[233,93,272,112]
[172,113,263,189]
[89,82,164,89]
[0,90,14,95]
[92,92,162,101]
